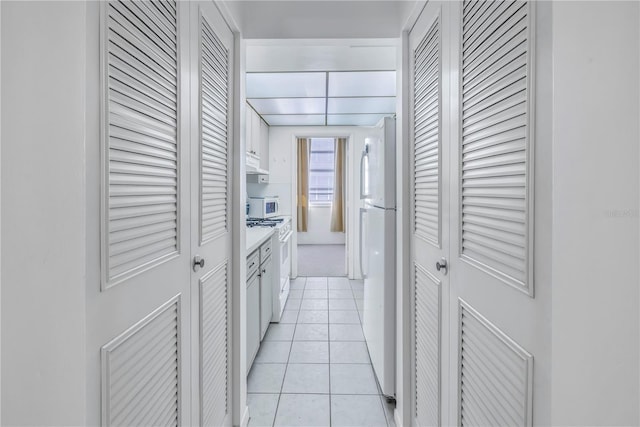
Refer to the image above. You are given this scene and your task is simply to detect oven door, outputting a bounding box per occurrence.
[279,230,292,287]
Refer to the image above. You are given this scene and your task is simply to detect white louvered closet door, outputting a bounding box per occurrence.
[448,1,539,426]
[95,1,192,426]
[189,2,233,426]
[408,1,452,425]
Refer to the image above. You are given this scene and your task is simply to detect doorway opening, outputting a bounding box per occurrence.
[243,38,398,427]
[297,137,348,277]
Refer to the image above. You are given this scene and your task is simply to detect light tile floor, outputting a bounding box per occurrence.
[247,276,396,427]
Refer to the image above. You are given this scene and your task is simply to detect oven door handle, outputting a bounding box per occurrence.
[359,208,367,279]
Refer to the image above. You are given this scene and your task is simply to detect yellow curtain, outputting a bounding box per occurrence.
[297,138,309,232]
[330,138,346,232]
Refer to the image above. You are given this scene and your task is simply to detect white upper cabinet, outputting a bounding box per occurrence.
[259,116,269,171]
[246,102,269,174]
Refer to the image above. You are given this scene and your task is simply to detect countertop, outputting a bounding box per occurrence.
[246,227,274,255]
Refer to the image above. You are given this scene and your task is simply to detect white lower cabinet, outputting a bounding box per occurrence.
[246,238,274,372]
[246,251,260,372]
[246,273,260,372]
[259,255,273,340]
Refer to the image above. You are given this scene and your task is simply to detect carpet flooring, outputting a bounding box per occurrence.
[297,244,346,277]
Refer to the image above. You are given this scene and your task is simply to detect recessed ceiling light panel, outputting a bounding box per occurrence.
[246,72,326,98]
[327,114,388,126]
[328,71,396,97]
[248,98,326,115]
[327,97,395,114]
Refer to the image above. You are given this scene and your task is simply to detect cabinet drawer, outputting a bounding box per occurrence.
[260,239,272,264]
[247,250,259,280]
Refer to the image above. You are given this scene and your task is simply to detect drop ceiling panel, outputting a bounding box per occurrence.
[248,98,326,115]
[246,72,326,98]
[327,114,387,126]
[328,71,396,97]
[327,97,396,114]
[263,114,326,126]
[246,42,397,72]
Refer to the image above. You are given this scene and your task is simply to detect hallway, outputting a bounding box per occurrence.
[247,277,394,426]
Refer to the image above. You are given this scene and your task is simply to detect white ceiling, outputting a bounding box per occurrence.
[221,1,420,39]
[224,1,418,126]
[246,39,397,72]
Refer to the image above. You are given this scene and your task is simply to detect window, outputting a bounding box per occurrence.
[308,138,335,204]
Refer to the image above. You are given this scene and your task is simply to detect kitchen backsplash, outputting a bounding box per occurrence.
[246,182,293,215]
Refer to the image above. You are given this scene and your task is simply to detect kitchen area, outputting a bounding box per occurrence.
[241,40,399,426]
[244,103,294,370]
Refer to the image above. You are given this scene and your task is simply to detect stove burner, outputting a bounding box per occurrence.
[246,217,284,228]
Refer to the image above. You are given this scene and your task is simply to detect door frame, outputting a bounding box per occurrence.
[290,132,353,279]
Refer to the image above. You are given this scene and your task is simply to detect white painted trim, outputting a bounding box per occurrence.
[395,29,412,427]
[0,2,3,422]
[393,408,403,427]
[290,131,356,279]
[230,31,248,427]
[240,404,250,427]
[246,38,398,48]
[404,1,429,34]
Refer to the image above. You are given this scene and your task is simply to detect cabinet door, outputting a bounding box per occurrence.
[246,103,254,155]
[260,256,273,339]
[246,273,260,372]
[251,108,261,158]
[259,118,269,171]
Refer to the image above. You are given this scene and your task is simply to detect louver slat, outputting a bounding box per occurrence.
[105,0,179,287]
[102,297,180,427]
[459,301,532,427]
[461,0,533,293]
[414,18,441,246]
[201,262,229,426]
[415,264,440,426]
[200,15,229,243]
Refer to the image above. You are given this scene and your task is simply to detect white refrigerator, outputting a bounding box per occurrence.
[359,116,396,398]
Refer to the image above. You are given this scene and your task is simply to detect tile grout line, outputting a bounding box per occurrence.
[270,277,304,427]
[326,277,332,427]
[353,277,391,427]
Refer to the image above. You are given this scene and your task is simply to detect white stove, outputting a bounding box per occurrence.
[271,217,292,321]
[246,217,285,228]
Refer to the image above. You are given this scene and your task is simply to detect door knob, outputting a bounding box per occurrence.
[193,255,205,272]
[435,257,448,275]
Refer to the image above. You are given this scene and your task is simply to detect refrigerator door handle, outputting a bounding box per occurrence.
[360,149,370,200]
[359,208,367,279]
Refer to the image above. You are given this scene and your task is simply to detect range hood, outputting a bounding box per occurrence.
[246,164,269,175]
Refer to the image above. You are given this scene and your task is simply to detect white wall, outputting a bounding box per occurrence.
[297,205,345,245]
[254,125,381,279]
[551,2,640,425]
[1,1,87,425]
